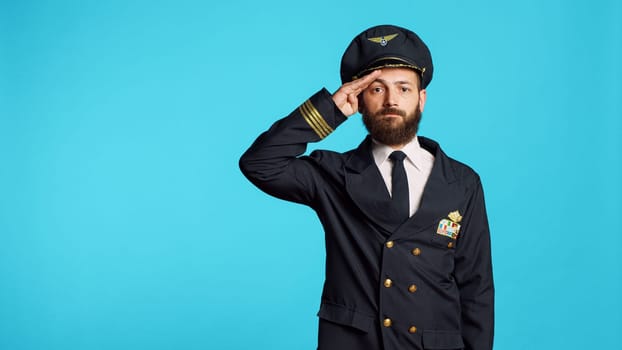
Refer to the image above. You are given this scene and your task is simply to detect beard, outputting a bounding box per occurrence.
[362,106,422,146]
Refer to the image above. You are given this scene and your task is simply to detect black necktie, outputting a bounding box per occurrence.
[389,151,409,221]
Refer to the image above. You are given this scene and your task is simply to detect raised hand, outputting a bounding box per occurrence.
[331,70,381,117]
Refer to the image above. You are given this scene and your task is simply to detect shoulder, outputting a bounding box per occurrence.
[446,154,481,187]
[420,136,482,188]
[306,148,352,167]
[306,136,369,166]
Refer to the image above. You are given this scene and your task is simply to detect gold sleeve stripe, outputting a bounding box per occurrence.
[300,100,333,139]
[300,101,329,138]
[300,106,325,138]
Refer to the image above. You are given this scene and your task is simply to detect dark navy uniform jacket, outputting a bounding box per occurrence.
[239,88,494,350]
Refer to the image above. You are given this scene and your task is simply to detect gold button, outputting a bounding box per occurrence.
[408,326,417,333]
[386,241,394,248]
[408,284,417,293]
[384,278,393,288]
[383,318,392,327]
[411,248,421,256]
[447,242,454,248]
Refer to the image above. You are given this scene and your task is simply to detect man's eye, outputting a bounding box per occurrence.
[401,87,411,92]
[372,87,383,93]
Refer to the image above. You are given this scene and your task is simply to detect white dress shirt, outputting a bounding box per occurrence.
[371,136,435,216]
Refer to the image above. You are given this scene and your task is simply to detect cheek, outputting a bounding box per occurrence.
[362,94,382,110]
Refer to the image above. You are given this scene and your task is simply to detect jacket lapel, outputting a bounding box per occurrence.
[344,137,403,234]
[393,137,461,239]
[344,136,463,238]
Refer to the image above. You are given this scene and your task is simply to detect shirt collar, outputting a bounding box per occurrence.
[371,136,427,170]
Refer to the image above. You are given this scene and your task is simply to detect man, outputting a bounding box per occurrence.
[239,24,494,350]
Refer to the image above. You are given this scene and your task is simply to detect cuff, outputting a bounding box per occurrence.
[299,88,347,139]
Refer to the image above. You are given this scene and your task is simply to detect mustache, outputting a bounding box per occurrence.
[373,107,407,118]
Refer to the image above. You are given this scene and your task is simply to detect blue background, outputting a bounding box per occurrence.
[1,1,621,349]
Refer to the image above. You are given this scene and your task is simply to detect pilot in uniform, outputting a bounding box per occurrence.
[239,24,494,350]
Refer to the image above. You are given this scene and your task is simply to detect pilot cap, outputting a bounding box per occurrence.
[340,24,433,88]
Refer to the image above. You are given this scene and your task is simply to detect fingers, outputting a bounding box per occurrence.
[339,69,381,95]
[331,70,381,117]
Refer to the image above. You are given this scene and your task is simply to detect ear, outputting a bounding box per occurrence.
[418,89,427,112]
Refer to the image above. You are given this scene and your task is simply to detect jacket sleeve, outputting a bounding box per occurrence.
[454,178,494,350]
[239,88,347,205]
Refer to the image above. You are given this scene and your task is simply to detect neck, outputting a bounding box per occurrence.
[388,143,406,150]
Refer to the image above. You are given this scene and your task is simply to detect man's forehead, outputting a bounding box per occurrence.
[371,68,420,85]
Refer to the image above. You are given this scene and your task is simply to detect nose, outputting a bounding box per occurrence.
[383,87,397,107]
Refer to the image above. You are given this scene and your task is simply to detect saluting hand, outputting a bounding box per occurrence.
[331,70,381,117]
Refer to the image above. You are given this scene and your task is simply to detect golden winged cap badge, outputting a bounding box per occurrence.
[448,211,463,223]
[367,33,399,46]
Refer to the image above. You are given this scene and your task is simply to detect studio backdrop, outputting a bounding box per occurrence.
[1,1,621,349]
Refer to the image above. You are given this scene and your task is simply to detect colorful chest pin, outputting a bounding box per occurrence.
[437,210,462,239]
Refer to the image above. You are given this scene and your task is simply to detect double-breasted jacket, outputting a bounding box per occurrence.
[239,89,494,350]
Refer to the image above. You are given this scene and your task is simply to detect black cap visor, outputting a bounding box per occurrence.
[352,56,425,80]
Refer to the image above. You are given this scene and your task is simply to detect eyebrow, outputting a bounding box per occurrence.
[372,78,414,85]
